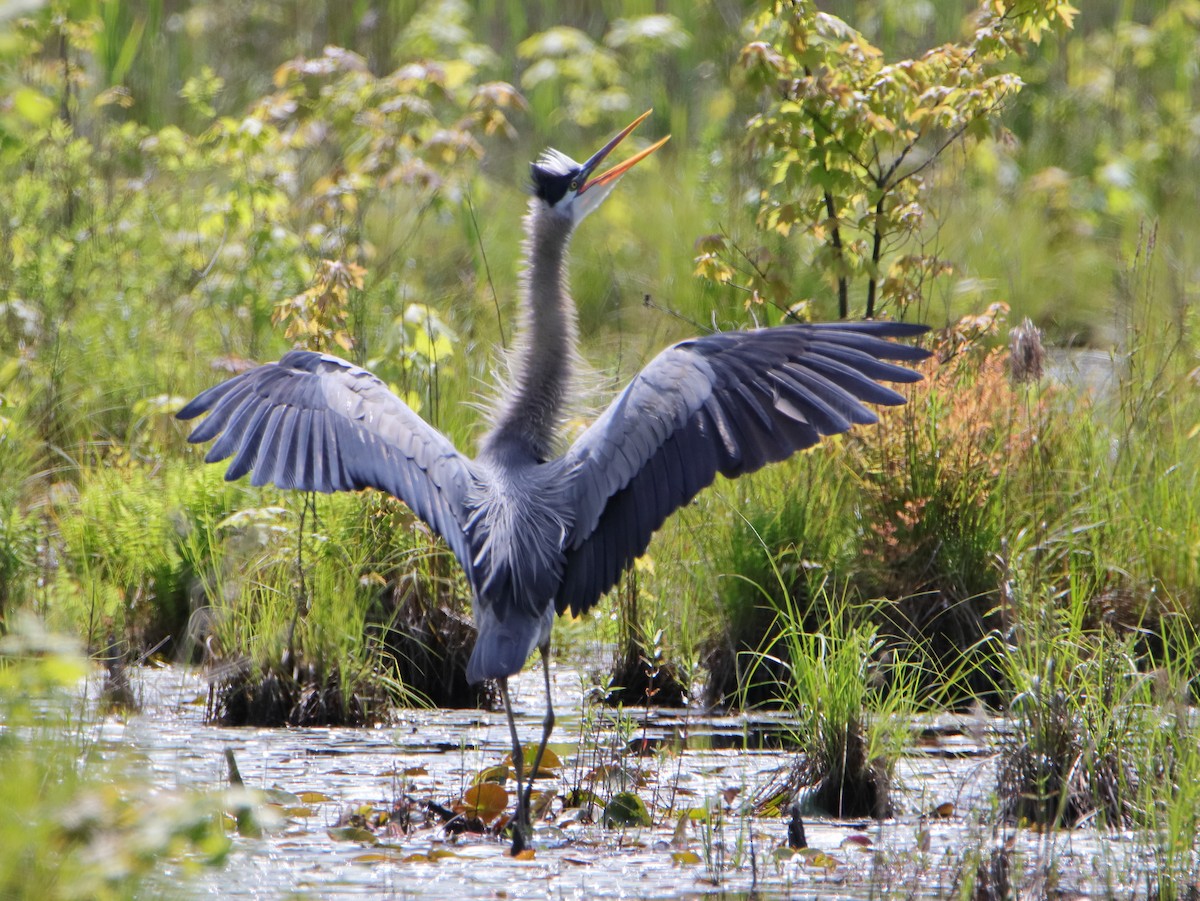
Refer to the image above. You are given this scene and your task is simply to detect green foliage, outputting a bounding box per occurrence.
[994,583,1146,827]
[0,0,521,479]
[993,577,1200,894]
[49,459,242,650]
[4,2,1200,892]
[0,0,525,681]
[697,0,1075,320]
[701,447,861,706]
[938,0,1200,340]
[0,409,35,616]
[0,617,230,899]
[518,14,688,126]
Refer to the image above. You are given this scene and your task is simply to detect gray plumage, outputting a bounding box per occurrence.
[177,112,930,852]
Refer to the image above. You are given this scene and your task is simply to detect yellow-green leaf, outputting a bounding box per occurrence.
[328,826,378,844]
[12,88,54,125]
[457,783,508,823]
[602,792,651,828]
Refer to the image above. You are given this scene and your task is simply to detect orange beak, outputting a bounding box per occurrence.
[578,110,671,194]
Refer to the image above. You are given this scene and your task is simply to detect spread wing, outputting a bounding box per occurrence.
[553,321,930,616]
[177,349,476,567]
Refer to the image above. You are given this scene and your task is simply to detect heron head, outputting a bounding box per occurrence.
[530,109,669,227]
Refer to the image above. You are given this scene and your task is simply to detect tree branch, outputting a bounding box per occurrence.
[824,190,849,319]
[865,193,886,319]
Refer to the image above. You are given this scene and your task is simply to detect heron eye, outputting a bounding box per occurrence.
[569,179,579,191]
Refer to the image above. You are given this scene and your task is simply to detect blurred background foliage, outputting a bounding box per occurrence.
[0,0,1197,721]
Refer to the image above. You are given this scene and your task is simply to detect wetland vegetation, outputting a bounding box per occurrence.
[3,0,1200,896]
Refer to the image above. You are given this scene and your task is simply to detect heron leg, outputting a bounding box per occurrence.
[499,677,530,855]
[518,644,556,839]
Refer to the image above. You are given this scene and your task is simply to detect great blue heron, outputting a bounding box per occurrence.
[178,110,930,853]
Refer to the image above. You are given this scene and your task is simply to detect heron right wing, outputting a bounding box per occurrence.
[177,350,476,567]
[554,321,931,617]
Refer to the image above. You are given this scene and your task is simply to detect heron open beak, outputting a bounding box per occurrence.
[578,110,671,194]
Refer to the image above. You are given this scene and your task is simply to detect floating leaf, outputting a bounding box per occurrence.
[474,764,510,785]
[505,744,562,777]
[799,848,839,870]
[263,787,301,805]
[514,848,536,861]
[457,783,508,824]
[353,850,405,864]
[328,826,378,844]
[602,792,651,828]
[297,791,333,804]
[396,849,460,863]
[671,850,702,866]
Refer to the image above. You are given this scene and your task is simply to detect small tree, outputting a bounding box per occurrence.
[696,0,1077,320]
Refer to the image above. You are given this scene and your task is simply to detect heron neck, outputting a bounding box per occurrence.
[484,201,578,462]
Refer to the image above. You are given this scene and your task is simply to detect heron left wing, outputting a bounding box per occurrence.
[553,321,930,616]
[177,350,477,568]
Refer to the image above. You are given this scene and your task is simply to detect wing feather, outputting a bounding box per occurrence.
[291,409,314,489]
[249,408,285,488]
[799,354,910,406]
[225,404,273,482]
[178,350,476,567]
[554,321,929,616]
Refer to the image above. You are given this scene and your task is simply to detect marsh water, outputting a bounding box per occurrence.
[88,665,1145,899]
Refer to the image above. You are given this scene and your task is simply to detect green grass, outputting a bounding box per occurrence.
[766,587,922,819]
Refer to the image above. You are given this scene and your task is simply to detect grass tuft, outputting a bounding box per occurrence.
[746,580,920,819]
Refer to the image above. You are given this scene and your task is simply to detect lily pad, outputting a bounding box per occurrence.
[798,848,839,870]
[473,764,510,785]
[602,791,651,828]
[297,791,334,804]
[457,783,508,824]
[327,826,378,845]
[504,744,562,777]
